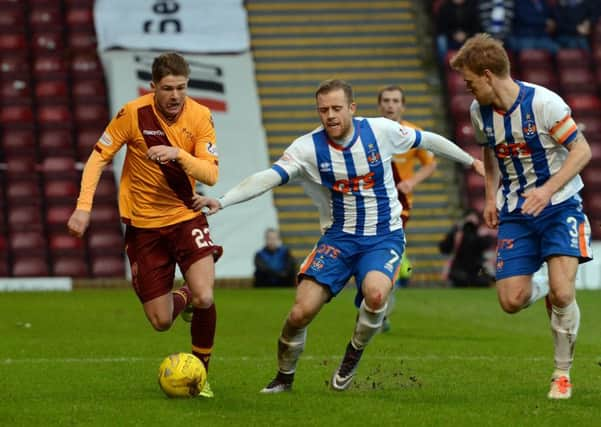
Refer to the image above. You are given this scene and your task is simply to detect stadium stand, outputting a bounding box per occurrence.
[0,0,123,277]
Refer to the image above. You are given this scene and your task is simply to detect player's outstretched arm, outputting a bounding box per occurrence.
[420,131,484,176]
[67,150,111,238]
[192,168,284,215]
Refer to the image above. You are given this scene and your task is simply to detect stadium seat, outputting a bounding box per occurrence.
[37,105,73,127]
[90,204,121,226]
[88,229,123,254]
[556,48,592,69]
[12,256,49,277]
[454,120,476,146]
[0,105,35,127]
[76,128,102,160]
[9,230,47,252]
[41,156,77,174]
[0,256,8,277]
[48,232,83,252]
[29,5,63,30]
[449,93,474,121]
[467,196,485,214]
[1,129,36,155]
[52,255,89,277]
[0,33,28,51]
[465,171,485,193]
[6,179,41,202]
[95,173,118,202]
[91,255,125,278]
[445,71,467,96]
[565,94,601,118]
[74,103,109,125]
[38,128,75,157]
[71,53,103,79]
[31,31,64,53]
[8,205,43,229]
[65,6,94,28]
[44,179,79,202]
[0,6,24,31]
[558,67,597,95]
[518,49,553,70]
[67,31,97,51]
[46,205,74,227]
[575,115,601,136]
[520,68,559,93]
[35,79,70,104]
[589,141,601,164]
[33,54,68,80]
[581,167,601,190]
[5,156,38,176]
[0,55,30,79]
[72,79,106,102]
[0,79,32,105]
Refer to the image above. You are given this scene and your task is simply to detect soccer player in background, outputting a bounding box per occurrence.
[194,79,484,393]
[377,85,438,331]
[67,52,221,398]
[450,33,593,399]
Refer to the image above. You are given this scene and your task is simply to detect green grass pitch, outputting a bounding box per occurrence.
[1,288,600,426]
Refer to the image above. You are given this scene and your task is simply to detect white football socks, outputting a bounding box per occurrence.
[551,299,580,375]
[351,300,387,350]
[277,321,307,374]
[522,266,550,309]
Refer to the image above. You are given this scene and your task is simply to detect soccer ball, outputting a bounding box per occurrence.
[158,353,207,398]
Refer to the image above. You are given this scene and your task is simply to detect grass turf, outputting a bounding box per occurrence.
[1,288,600,426]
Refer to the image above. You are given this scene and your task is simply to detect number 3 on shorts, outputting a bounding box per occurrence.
[192,228,214,248]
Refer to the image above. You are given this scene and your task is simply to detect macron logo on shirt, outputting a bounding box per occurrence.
[143,129,165,137]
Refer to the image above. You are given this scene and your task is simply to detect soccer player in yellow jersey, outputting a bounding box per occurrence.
[377,86,438,331]
[67,52,222,397]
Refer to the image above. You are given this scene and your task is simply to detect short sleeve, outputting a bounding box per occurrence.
[541,92,578,146]
[272,138,304,184]
[373,117,421,154]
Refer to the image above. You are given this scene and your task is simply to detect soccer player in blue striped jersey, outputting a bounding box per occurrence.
[450,33,593,399]
[195,79,483,393]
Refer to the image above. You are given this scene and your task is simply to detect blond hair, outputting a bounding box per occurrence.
[449,33,510,77]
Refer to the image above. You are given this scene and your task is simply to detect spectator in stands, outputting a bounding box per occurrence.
[439,209,496,287]
[254,228,296,287]
[435,0,481,62]
[478,0,514,42]
[551,0,596,50]
[507,0,559,53]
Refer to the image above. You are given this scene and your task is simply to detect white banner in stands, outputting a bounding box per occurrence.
[94,0,249,53]
[99,50,278,278]
[0,278,72,292]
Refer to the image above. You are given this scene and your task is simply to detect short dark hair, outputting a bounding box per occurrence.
[151,52,190,83]
[315,79,354,104]
[377,85,405,105]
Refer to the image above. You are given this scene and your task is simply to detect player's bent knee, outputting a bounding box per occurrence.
[149,315,172,332]
[363,288,386,310]
[499,297,523,314]
[191,293,213,309]
[288,305,311,328]
[548,289,573,307]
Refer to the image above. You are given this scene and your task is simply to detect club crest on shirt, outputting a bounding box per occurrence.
[522,114,537,138]
[206,141,218,156]
[366,144,381,166]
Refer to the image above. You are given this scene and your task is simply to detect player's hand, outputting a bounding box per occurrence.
[521,186,552,217]
[471,159,485,177]
[147,146,179,164]
[483,199,498,229]
[67,209,91,238]
[396,180,414,194]
[191,194,222,215]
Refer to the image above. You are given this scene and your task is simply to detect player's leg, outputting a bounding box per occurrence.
[125,225,181,331]
[261,278,330,393]
[547,255,580,399]
[382,252,412,332]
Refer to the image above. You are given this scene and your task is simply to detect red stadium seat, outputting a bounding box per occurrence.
[76,128,102,160]
[41,156,76,173]
[556,48,592,69]
[589,142,601,164]
[8,205,42,229]
[33,54,68,80]
[37,105,72,127]
[9,231,46,251]
[1,129,36,155]
[5,156,38,176]
[465,171,485,192]
[72,79,106,101]
[565,94,601,117]
[52,255,89,277]
[48,232,83,251]
[581,167,601,189]
[0,105,34,126]
[46,205,74,226]
[0,55,30,79]
[0,7,24,30]
[90,204,121,226]
[575,115,601,135]
[0,33,28,51]
[71,53,103,79]
[467,196,485,214]
[29,5,63,30]
[74,103,109,125]
[31,31,64,52]
[91,255,125,278]
[449,93,474,121]
[44,179,79,201]
[88,229,123,254]
[35,79,69,103]
[6,178,41,201]
[0,256,8,277]
[454,120,476,146]
[67,31,97,51]
[518,49,553,70]
[520,68,559,93]
[65,6,94,28]
[559,67,597,95]
[0,79,32,105]
[445,71,468,96]
[12,256,49,277]
[38,128,75,156]
[95,173,118,202]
